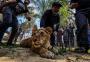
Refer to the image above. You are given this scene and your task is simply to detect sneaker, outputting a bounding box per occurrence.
[74,47,86,53]
[0,42,4,46]
[84,47,89,53]
[6,43,15,48]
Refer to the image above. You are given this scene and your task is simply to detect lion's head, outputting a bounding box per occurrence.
[20,27,54,58]
[21,27,52,49]
[31,27,52,49]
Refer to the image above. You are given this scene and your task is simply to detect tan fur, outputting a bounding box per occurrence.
[20,27,54,58]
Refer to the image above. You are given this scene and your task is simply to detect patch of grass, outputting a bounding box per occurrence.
[0,43,20,48]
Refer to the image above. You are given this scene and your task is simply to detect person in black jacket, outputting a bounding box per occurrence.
[0,0,30,46]
[40,2,62,47]
[70,0,90,52]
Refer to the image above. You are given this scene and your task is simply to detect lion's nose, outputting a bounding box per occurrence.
[37,41,40,43]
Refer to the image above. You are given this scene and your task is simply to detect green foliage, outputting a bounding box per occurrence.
[59,0,69,27]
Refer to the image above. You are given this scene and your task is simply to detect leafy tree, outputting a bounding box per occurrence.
[31,0,60,17]
[59,0,70,27]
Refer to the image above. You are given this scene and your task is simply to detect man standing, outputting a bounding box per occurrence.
[40,2,62,47]
[70,0,90,52]
[0,0,30,46]
[0,0,18,46]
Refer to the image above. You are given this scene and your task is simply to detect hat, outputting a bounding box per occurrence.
[52,2,62,7]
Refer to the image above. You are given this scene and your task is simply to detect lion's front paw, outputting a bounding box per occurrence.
[40,51,55,59]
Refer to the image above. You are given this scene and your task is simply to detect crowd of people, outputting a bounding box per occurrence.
[0,0,90,53]
[57,24,75,48]
[40,0,90,53]
[0,0,30,47]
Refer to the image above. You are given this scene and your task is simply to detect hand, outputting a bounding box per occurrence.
[24,0,30,5]
[54,31,57,35]
[25,13,31,21]
[70,3,79,9]
[26,16,31,21]
[15,5,21,13]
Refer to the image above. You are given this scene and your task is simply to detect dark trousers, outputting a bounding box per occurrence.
[50,33,55,47]
[75,12,89,49]
[0,21,18,45]
[0,7,18,45]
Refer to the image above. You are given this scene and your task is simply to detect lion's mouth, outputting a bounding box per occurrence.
[34,43,41,46]
[35,44,39,45]
[33,44,41,48]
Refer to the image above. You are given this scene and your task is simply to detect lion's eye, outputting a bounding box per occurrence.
[40,32,43,34]
[34,39,37,42]
[40,32,44,36]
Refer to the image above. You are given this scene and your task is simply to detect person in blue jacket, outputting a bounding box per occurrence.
[70,0,90,52]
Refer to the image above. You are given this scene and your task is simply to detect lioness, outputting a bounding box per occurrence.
[20,27,55,58]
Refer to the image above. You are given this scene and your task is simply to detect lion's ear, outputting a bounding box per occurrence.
[45,27,52,35]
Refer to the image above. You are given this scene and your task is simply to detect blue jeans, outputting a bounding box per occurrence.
[0,7,18,45]
[40,19,45,27]
[75,12,89,48]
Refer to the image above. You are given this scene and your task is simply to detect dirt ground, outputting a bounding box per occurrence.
[0,47,90,62]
